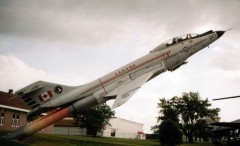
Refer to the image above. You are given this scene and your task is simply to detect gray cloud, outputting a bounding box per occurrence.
[1,0,239,47]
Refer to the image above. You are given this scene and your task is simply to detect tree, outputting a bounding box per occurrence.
[151,99,179,135]
[158,97,179,123]
[153,92,220,143]
[159,120,182,146]
[151,97,179,135]
[177,92,220,142]
[74,103,115,137]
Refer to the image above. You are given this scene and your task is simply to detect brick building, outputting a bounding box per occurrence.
[0,91,53,134]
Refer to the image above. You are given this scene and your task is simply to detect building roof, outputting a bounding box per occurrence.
[210,119,240,128]
[0,91,31,112]
[54,117,144,128]
[113,117,144,126]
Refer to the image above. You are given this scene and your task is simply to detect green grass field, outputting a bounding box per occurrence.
[0,133,219,146]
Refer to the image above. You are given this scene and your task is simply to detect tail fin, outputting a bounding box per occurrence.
[16,81,74,111]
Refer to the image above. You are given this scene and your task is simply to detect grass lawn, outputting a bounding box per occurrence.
[0,133,219,146]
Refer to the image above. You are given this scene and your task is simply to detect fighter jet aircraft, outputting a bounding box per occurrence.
[1,30,225,140]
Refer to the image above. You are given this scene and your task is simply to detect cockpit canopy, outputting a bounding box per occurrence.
[150,30,214,53]
[165,34,198,46]
[150,33,198,53]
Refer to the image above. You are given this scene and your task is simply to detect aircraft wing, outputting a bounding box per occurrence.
[108,70,157,109]
[210,122,240,128]
[213,96,240,101]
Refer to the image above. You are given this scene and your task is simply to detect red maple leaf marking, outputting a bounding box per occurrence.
[43,94,48,98]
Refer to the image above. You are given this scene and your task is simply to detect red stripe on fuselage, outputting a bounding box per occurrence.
[82,50,175,95]
[98,78,107,94]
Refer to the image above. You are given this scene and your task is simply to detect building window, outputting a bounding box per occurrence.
[12,114,16,127]
[111,129,116,137]
[12,114,20,127]
[16,114,20,127]
[0,113,4,126]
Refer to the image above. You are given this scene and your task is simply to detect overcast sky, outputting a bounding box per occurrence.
[1,0,240,133]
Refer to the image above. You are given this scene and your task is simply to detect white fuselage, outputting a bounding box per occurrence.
[40,31,219,110]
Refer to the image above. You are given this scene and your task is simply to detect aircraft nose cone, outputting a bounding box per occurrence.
[216,31,225,38]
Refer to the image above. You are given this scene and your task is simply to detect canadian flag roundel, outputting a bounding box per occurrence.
[38,90,53,102]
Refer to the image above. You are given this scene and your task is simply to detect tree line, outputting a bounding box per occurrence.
[152,91,220,146]
[73,91,220,146]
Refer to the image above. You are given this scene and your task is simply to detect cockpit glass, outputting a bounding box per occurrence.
[164,33,199,46]
[190,34,198,38]
[150,33,199,53]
